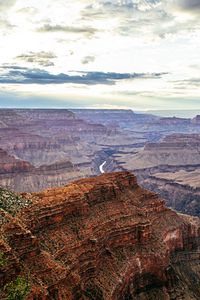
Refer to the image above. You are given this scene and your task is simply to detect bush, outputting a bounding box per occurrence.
[4,276,30,300]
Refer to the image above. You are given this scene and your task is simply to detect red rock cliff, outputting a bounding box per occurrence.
[0,172,200,300]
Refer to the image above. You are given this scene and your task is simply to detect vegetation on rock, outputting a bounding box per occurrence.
[4,276,29,300]
[0,188,31,216]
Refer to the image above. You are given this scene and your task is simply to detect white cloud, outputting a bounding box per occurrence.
[0,0,16,10]
[0,0,199,110]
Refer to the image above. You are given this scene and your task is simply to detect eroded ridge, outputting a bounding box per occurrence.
[0,172,200,299]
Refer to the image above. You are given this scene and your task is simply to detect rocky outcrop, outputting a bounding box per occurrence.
[136,167,200,217]
[0,172,200,299]
[0,109,115,191]
[112,134,200,171]
[0,109,151,192]
[0,148,94,192]
[0,109,110,166]
[0,148,33,174]
[112,134,200,217]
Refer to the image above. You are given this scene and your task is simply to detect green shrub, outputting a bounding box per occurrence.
[4,276,30,300]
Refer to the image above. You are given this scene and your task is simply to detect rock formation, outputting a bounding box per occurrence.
[71,109,158,130]
[156,117,191,125]
[0,148,33,174]
[0,109,149,192]
[123,134,200,170]
[192,115,200,125]
[1,109,200,221]
[0,172,200,299]
[109,134,200,217]
[0,148,95,192]
[136,166,200,217]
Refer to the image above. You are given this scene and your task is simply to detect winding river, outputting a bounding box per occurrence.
[99,161,106,174]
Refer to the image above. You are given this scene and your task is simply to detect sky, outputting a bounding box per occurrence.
[0,0,200,111]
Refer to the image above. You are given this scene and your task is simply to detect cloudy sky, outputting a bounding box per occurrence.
[0,0,200,111]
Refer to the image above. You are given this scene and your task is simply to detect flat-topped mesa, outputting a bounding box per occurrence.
[144,133,200,151]
[71,109,157,129]
[15,108,76,120]
[1,172,200,300]
[156,116,191,125]
[15,108,109,135]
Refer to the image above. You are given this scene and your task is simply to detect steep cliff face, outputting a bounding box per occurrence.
[0,109,110,168]
[110,134,200,217]
[0,172,200,300]
[0,148,94,192]
[136,168,200,217]
[0,148,33,174]
[0,109,150,192]
[128,134,200,170]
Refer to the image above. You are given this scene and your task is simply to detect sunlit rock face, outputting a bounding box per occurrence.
[0,172,200,299]
[112,133,200,218]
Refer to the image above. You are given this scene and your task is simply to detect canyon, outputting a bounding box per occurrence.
[0,109,200,217]
[0,109,148,192]
[0,171,200,300]
[110,134,200,217]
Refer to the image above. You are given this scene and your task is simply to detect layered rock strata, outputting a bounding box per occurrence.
[111,134,200,217]
[0,172,200,299]
[0,148,93,192]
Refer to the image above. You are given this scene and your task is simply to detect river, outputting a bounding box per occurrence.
[99,161,106,174]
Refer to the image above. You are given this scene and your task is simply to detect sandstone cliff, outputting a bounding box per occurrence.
[0,172,200,300]
[0,148,94,192]
[136,167,200,218]
[110,134,200,217]
[0,109,150,192]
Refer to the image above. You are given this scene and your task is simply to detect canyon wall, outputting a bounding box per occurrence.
[0,109,149,192]
[1,109,200,220]
[0,148,94,192]
[111,134,200,217]
[0,172,200,299]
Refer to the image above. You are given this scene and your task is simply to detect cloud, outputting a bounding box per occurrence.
[81,1,173,40]
[80,0,200,41]
[81,56,96,64]
[81,1,137,20]
[173,78,200,88]
[17,6,38,15]
[173,0,200,12]
[37,24,97,37]
[0,18,14,30]
[16,51,56,67]
[0,66,167,85]
[0,0,16,10]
